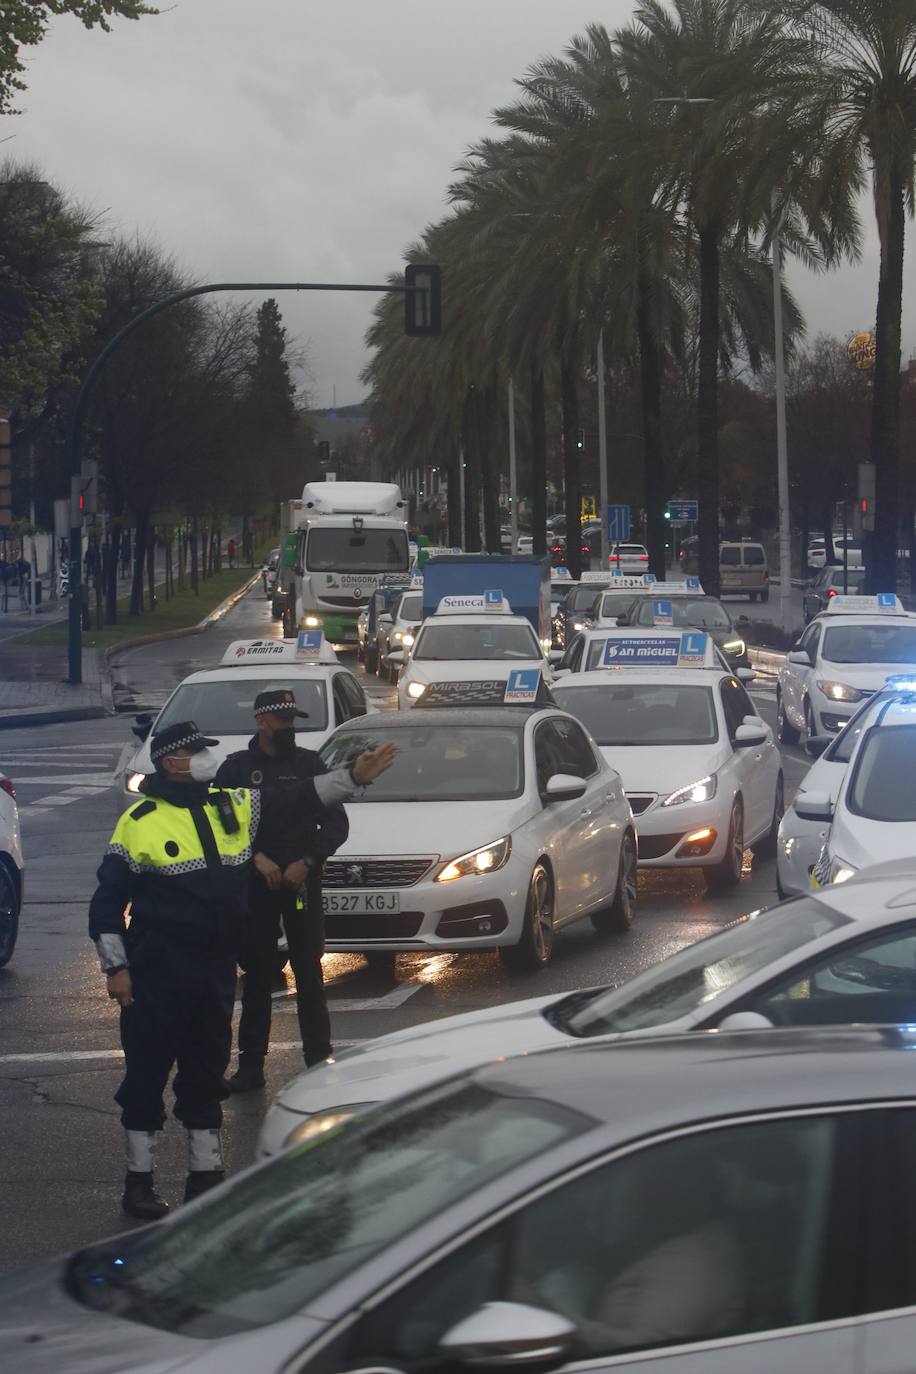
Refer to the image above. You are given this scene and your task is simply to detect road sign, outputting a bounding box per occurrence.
[607,504,630,543]
[581,495,597,520]
[668,499,698,522]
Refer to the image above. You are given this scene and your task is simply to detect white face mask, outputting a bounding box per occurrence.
[189,748,220,782]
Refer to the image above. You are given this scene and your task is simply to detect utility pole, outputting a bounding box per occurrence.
[597,331,609,569]
[508,378,518,554]
[772,210,793,634]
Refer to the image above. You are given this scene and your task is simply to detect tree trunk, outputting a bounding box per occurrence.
[446,451,463,547]
[147,525,156,611]
[214,525,222,574]
[479,384,501,553]
[530,366,547,557]
[105,523,121,625]
[561,356,581,580]
[868,174,906,596]
[697,220,721,596]
[130,510,148,617]
[191,519,199,595]
[462,387,482,552]
[822,512,836,565]
[637,269,667,579]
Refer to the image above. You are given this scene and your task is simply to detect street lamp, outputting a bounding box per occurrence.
[770,197,793,635]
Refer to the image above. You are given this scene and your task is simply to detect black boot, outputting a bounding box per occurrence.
[122,1171,169,1221]
[183,1170,225,1203]
[227,1055,265,1093]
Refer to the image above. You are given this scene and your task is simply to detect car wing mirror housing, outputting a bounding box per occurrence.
[545,773,587,802]
[737,667,756,683]
[438,1302,577,1370]
[734,722,768,747]
[716,1010,775,1032]
[386,649,405,665]
[805,734,831,759]
[787,649,813,666]
[794,791,834,822]
[132,712,153,741]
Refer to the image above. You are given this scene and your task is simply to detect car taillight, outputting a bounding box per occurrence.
[0,778,15,799]
[827,588,837,598]
[639,554,648,561]
[763,571,769,582]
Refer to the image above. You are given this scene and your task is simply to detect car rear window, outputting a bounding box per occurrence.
[720,547,741,566]
[743,546,766,566]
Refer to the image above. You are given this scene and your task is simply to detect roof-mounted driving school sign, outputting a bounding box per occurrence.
[601,631,710,668]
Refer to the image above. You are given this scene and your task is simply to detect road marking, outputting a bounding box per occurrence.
[233,979,426,1018]
[0,1040,366,1066]
[11,773,115,786]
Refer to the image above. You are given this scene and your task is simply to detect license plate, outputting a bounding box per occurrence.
[322,891,401,914]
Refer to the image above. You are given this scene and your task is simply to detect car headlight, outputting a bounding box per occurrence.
[662,774,718,807]
[282,1105,370,1150]
[393,630,405,641]
[830,857,857,885]
[303,614,322,628]
[723,639,746,656]
[126,772,146,794]
[402,632,415,647]
[406,681,426,699]
[816,680,865,703]
[435,837,512,882]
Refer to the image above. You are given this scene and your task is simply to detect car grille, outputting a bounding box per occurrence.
[326,913,424,940]
[636,833,683,860]
[322,857,435,888]
[626,793,656,816]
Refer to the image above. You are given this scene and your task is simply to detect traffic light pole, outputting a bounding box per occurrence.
[67,275,435,685]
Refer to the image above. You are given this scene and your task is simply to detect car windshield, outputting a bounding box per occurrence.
[568,586,605,610]
[155,679,328,735]
[306,527,410,573]
[825,695,885,763]
[848,723,916,821]
[599,593,642,620]
[322,724,524,800]
[555,682,718,745]
[396,593,422,622]
[413,622,540,661]
[66,1078,586,1338]
[633,598,731,629]
[822,624,916,665]
[555,898,850,1035]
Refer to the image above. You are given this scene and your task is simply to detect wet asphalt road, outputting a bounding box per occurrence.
[0,585,810,1273]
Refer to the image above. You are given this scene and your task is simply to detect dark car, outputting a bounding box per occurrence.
[621,592,751,670]
[554,580,611,648]
[361,580,411,672]
[803,565,867,623]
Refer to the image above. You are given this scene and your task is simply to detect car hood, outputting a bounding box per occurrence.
[274,991,572,1116]
[796,754,847,800]
[831,814,916,872]
[595,742,732,796]
[405,658,547,685]
[335,798,534,860]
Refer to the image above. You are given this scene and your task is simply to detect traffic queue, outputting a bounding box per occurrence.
[8,551,916,1374]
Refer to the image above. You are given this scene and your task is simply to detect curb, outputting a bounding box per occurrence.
[104,571,262,665]
[0,704,106,730]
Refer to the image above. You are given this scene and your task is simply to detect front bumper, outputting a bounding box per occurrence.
[777,804,828,897]
[322,859,528,953]
[632,796,731,868]
[808,690,855,734]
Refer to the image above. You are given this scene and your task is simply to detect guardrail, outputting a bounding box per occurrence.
[748,645,786,677]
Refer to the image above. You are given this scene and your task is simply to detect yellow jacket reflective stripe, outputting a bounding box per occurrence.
[107,788,258,875]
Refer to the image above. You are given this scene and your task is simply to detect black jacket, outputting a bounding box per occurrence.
[88,775,258,954]
[216,737,349,873]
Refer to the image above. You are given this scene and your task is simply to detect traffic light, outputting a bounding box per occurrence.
[664,508,671,521]
[576,428,585,450]
[404,264,442,336]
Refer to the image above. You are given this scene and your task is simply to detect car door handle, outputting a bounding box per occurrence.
[580,807,592,818]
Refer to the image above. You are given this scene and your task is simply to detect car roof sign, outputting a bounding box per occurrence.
[597,629,713,668]
[825,594,905,614]
[435,593,511,614]
[221,638,338,666]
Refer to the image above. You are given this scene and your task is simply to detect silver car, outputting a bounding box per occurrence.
[4,1025,916,1371]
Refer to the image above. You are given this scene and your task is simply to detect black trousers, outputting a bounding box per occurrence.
[115,932,236,1132]
[237,880,331,1064]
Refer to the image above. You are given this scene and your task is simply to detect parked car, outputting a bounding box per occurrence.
[807,537,863,572]
[0,768,23,968]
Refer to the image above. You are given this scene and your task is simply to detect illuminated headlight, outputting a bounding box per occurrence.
[573,620,587,632]
[303,614,321,628]
[393,630,405,641]
[126,772,146,794]
[830,857,857,885]
[662,774,717,807]
[402,632,415,647]
[816,680,865,703]
[406,681,426,700]
[282,1106,369,1150]
[435,837,511,883]
[723,639,746,657]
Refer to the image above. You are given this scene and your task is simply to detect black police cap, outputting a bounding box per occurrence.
[150,720,219,764]
[254,689,308,718]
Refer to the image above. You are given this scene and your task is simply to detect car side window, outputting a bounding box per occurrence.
[560,634,583,672]
[551,717,598,778]
[338,673,367,718]
[331,678,352,724]
[534,721,564,793]
[740,924,916,1028]
[802,623,821,659]
[719,678,746,740]
[346,1113,858,1368]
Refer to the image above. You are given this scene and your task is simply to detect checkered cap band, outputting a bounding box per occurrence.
[150,727,213,762]
[255,700,298,715]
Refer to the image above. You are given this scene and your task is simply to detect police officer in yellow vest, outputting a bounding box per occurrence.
[89,721,258,1221]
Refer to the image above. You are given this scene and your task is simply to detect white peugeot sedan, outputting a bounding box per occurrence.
[377,585,423,682]
[261,858,916,1157]
[553,633,781,890]
[123,637,372,794]
[0,766,23,968]
[392,597,552,710]
[315,703,636,969]
[777,594,916,742]
[806,683,916,887]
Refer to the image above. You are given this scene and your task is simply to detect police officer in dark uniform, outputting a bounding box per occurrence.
[217,689,395,1092]
[89,721,258,1221]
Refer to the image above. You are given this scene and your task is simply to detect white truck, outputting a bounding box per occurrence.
[275,481,410,645]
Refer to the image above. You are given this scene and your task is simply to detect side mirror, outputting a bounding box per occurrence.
[544,773,587,802]
[438,1302,577,1370]
[616,614,630,626]
[734,722,768,748]
[716,1010,775,1032]
[787,649,813,667]
[737,667,756,684]
[805,734,832,759]
[548,648,564,663]
[552,667,571,679]
[386,649,405,665]
[794,790,834,822]
[378,614,393,625]
[737,614,750,626]
[132,712,153,742]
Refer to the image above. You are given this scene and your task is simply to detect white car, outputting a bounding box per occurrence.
[776,689,891,897]
[607,541,650,572]
[0,768,23,968]
[393,599,552,710]
[553,638,781,890]
[806,682,916,887]
[378,586,423,682]
[776,594,916,742]
[313,702,636,969]
[807,537,862,571]
[261,858,916,1156]
[123,638,372,793]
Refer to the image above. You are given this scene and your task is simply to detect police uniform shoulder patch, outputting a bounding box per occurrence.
[129,800,156,821]
[249,771,263,787]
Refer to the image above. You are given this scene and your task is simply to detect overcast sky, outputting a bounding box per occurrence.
[9,0,915,408]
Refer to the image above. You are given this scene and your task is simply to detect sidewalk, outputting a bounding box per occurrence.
[0,641,109,727]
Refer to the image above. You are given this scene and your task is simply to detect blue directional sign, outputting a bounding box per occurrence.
[607,504,630,543]
[669,499,699,522]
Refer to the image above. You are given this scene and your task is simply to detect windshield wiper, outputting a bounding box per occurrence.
[543,986,611,1036]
